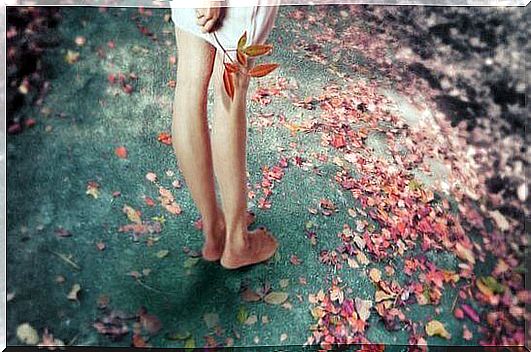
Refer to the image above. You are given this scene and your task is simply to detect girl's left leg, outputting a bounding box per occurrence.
[210,51,278,269]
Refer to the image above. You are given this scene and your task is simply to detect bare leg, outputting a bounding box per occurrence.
[172,28,224,261]
[210,52,278,269]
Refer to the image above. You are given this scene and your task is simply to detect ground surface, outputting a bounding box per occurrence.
[6,5,529,350]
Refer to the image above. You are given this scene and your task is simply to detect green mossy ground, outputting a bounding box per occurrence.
[7,6,491,349]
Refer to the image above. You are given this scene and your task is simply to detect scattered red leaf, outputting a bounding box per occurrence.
[138,307,162,335]
[132,334,148,347]
[96,241,106,251]
[115,146,128,159]
[108,73,116,84]
[143,196,155,207]
[290,255,302,265]
[157,132,172,145]
[122,84,134,95]
[24,118,36,128]
[55,227,72,238]
[8,123,22,134]
[461,304,480,323]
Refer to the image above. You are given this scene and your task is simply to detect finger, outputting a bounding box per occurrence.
[198,11,215,26]
[196,15,210,26]
[206,7,220,22]
[207,7,220,18]
[205,7,213,19]
[195,8,210,26]
[195,8,205,18]
[201,18,218,33]
[197,17,212,26]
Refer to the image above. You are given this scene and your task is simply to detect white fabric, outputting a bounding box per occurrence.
[170,0,279,60]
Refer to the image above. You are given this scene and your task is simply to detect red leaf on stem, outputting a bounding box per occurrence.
[249,63,279,78]
[236,49,247,66]
[224,62,239,74]
[237,31,247,50]
[223,69,235,100]
[244,44,273,57]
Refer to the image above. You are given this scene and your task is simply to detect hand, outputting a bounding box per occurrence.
[195,6,222,33]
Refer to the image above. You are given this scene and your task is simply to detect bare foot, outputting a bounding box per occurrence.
[201,211,257,262]
[220,228,278,269]
[244,211,256,227]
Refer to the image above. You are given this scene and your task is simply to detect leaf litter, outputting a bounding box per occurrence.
[15,6,529,350]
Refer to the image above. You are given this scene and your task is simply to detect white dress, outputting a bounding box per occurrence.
[170,0,280,60]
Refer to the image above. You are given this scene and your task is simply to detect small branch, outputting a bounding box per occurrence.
[48,249,81,271]
[450,291,459,312]
[135,278,165,293]
[211,32,235,64]
[135,278,180,297]
[67,333,80,346]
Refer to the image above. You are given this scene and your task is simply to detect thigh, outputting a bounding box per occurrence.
[174,27,217,88]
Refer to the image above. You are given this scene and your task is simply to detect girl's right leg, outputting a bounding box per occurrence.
[210,51,278,269]
[172,28,224,261]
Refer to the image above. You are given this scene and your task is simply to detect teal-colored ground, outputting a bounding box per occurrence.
[7,6,507,350]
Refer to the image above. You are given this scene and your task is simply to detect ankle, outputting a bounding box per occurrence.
[224,231,247,253]
[202,216,225,237]
[223,212,247,233]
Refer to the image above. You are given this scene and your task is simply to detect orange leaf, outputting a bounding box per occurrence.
[241,288,261,302]
[132,334,148,347]
[236,49,247,66]
[244,44,273,57]
[238,31,247,50]
[164,203,182,215]
[115,146,128,159]
[223,69,234,100]
[157,132,172,145]
[248,63,279,78]
[224,63,239,74]
[144,196,156,207]
[140,313,162,335]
